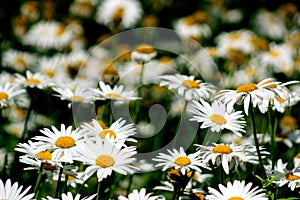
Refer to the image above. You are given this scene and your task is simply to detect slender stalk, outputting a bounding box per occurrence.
[135,62,145,122]
[249,104,267,179]
[96,180,102,200]
[268,110,276,170]
[126,175,134,195]
[64,174,69,193]
[55,163,65,198]
[34,163,44,196]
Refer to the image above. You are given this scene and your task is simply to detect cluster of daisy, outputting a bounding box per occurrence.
[1,0,300,199]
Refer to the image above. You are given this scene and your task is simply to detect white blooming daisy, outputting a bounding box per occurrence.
[152,147,209,174]
[131,44,157,64]
[195,143,268,174]
[269,159,300,191]
[79,118,137,146]
[215,78,277,115]
[42,192,96,200]
[159,74,216,101]
[32,124,83,163]
[74,138,138,181]
[90,81,140,102]
[1,49,37,72]
[95,0,143,30]
[22,21,74,50]
[0,179,35,200]
[0,82,26,108]
[15,70,55,89]
[206,180,268,200]
[118,188,165,200]
[189,99,246,137]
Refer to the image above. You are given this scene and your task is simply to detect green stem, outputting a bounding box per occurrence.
[249,104,267,179]
[126,175,134,195]
[96,180,102,200]
[55,163,65,198]
[34,163,44,196]
[64,174,69,193]
[268,110,276,170]
[135,63,145,122]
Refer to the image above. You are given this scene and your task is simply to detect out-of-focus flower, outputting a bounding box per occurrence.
[15,70,55,89]
[131,44,157,64]
[1,50,37,72]
[95,0,143,31]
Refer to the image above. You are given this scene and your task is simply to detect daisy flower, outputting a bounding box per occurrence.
[118,188,165,200]
[22,20,74,51]
[206,180,268,200]
[0,179,35,200]
[215,78,277,115]
[95,0,143,30]
[195,143,268,174]
[74,138,138,181]
[15,70,55,90]
[159,74,216,101]
[42,192,96,200]
[152,147,209,175]
[89,81,140,102]
[0,82,26,108]
[32,124,83,163]
[268,159,300,191]
[53,84,96,107]
[131,44,157,64]
[189,99,246,137]
[1,49,37,72]
[79,118,137,146]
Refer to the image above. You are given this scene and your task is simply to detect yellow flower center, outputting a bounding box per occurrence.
[99,129,116,139]
[296,153,300,158]
[70,95,84,100]
[45,69,54,78]
[56,26,65,36]
[95,155,115,168]
[279,115,298,131]
[16,56,26,66]
[210,114,227,125]
[107,93,121,99]
[25,78,40,84]
[183,16,197,25]
[181,80,200,89]
[285,172,300,181]
[193,193,205,200]
[113,7,124,23]
[236,83,258,93]
[229,32,241,40]
[174,156,191,166]
[135,44,156,54]
[269,50,279,58]
[0,92,9,100]
[228,197,244,200]
[55,136,76,148]
[35,151,52,160]
[43,162,56,171]
[277,96,285,104]
[103,65,118,75]
[212,145,233,154]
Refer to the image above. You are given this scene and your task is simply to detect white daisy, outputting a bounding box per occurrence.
[131,44,157,64]
[0,82,26,108]
[0,179,35,200]
[215,78,277,115]
[118,188,165,200]
[15,70,55,89]
[159,74,216,101]
[206,180,268,200]
[195,143,268,174]
[42,192,96,200]
[74,138,138,181]
[189,99,246,137]
[1,49,37,72]
[22,20,74,51]
[95,0,143,30]
[89,81,140,102]
[32,124,83,163]
[152,147,209,175]
[79,118,137,146]
[269,159,300,191]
